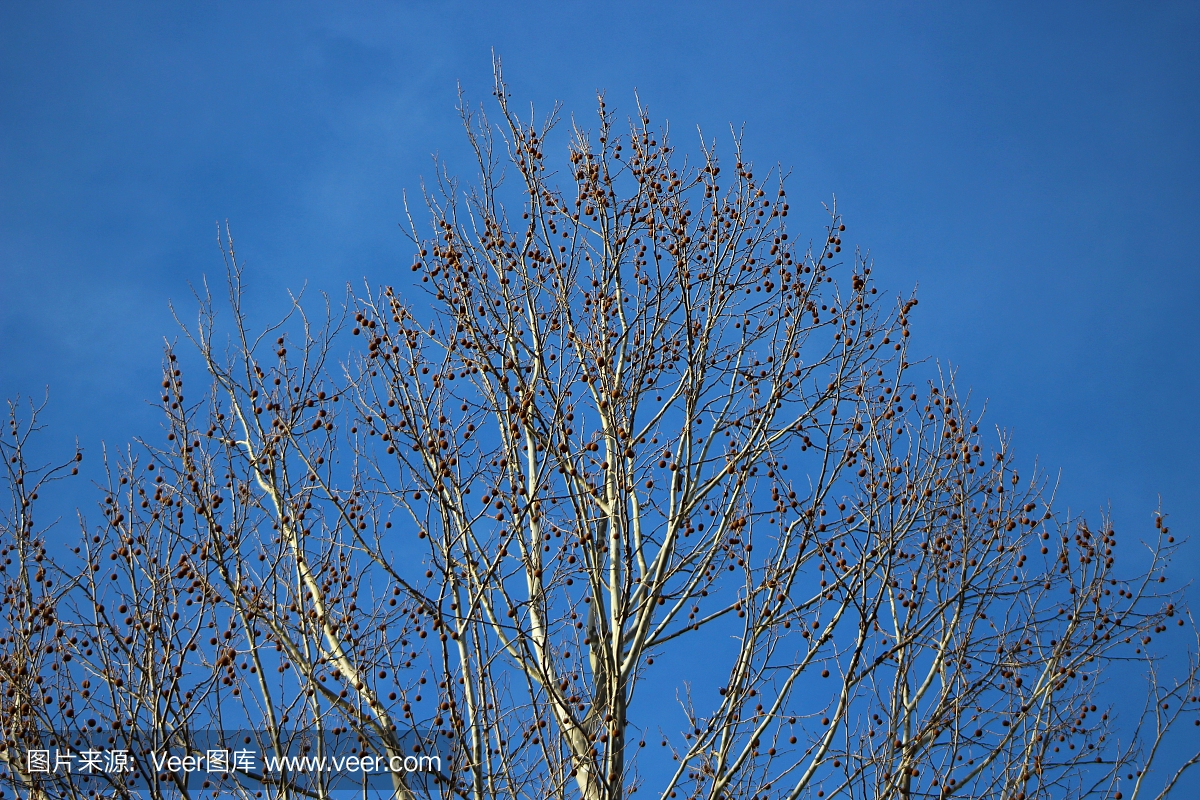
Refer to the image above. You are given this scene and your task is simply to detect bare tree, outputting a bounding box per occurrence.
[0,398,84,800]
[331,66,1198,800]
[1,64,1197,800]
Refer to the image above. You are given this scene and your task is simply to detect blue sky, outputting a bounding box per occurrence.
[5,1,1195,551]
[2,0,1197,739]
